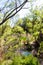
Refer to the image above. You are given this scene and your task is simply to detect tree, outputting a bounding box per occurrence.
[0,0,28,25]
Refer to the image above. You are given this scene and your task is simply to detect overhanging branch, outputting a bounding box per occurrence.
[0,0,28,25]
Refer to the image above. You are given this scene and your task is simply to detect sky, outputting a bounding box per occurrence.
[0,0,43,18]
[19,0,43,18]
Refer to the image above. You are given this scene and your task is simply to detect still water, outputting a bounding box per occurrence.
[21,51,31,56]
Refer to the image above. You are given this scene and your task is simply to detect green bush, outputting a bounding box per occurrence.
[11,55,40,65]
[1,55,40,65]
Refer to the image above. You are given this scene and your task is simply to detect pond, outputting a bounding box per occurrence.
[21,51,31,56]
[20,51,31,56]
[15,49,31,56]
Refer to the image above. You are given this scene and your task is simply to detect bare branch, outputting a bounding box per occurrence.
[0,0,28,25]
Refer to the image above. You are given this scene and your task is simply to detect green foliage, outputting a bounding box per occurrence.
[2,60,13,65]
[0,7,43,65]
[2,55,40,65]
[39,42,43,52]
[12,26,25,34]
[3,26,13,37]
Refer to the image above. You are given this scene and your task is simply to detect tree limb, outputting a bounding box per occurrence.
[0,0,28,25]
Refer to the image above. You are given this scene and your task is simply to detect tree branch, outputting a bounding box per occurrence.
[0,0,28,25]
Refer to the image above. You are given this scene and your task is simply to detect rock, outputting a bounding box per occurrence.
[31,49,37,57]
[39,52,43,59]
